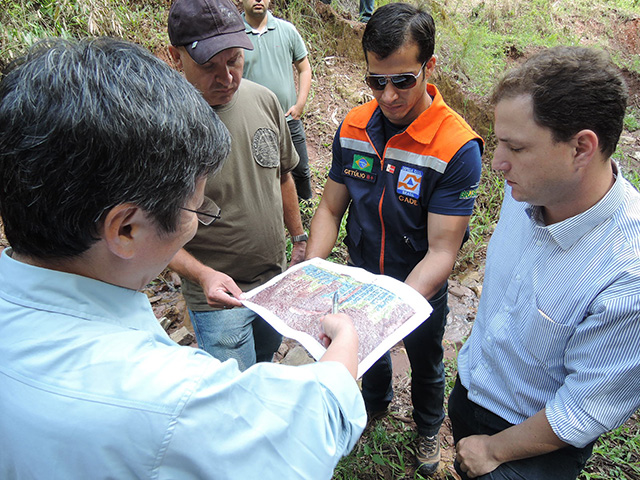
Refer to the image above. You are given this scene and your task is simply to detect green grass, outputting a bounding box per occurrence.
[0,0,168,68]
[581,413,640,479]
[334,417,444,480]
[624,110,640,133]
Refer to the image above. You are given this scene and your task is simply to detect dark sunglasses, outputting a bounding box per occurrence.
[365,61,427,91]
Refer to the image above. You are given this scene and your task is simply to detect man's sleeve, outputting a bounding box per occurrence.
[428,139,482,216]
[166,354,366,478]
[546,284,640,447]
[290,24,308,62]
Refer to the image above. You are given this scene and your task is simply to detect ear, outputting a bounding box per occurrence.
[424,55,437,80]
[572,129,599,169]
[101,204,144,260]
[168,45,184,70]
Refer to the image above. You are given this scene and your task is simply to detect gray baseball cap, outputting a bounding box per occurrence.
[168,0,253,65]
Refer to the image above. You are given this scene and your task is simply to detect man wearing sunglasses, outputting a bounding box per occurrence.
[306,3,483,476]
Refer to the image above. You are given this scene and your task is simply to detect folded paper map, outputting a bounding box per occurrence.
[242,258,432,378]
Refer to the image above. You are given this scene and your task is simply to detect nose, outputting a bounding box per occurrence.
[213,65,233,87]
[380,82,399,103]
[491,144,509,172]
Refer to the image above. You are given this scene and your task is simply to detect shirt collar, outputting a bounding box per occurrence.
[525,162,626,250]
[243,11,276,35]
[0,248,162,334]
[403,84,446,144]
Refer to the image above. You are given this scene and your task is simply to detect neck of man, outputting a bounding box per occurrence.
[542,157,616,225]
[245,10,268,32]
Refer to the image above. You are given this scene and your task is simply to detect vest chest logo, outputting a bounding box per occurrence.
[397,166,422,199]
[352,154,374,172]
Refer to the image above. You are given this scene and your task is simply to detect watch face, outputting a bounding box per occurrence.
[293,233,308,242]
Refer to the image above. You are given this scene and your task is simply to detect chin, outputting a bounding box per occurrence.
[381,109,408,125]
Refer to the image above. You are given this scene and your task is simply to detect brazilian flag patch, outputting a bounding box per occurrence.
[352,154,373,173]
[459,189,478,199]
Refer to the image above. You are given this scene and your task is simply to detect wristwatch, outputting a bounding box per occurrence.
[291,233,308,243]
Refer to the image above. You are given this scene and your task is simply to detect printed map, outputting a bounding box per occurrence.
[243,258,432,378]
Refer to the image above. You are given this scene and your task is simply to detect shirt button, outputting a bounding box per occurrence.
[515,274,521,281]
[536,240,543,247]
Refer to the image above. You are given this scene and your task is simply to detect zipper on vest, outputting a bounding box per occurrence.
[364,129,387,275]
[378,187,386,274]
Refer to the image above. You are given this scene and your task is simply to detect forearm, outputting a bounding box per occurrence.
[281,172,304,237]
[406,212,470,299]
[493,410,567,462]
[404,249,457,300]
[306,207,340,259]
[169,248,243,307]
[168,248,212,285]
[456,409,567,477]
[296,67,311,112]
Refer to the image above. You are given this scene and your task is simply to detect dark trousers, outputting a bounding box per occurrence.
[359,0,374,21]
[287,118,312,200]
[361,283,448,436]
[448,377,595,480]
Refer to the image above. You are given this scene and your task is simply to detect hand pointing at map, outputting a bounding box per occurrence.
[319,313,359,379]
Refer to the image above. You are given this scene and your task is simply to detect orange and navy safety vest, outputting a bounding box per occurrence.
[330,84,483,281]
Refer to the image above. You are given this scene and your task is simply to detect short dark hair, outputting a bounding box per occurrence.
[362,3,435,64]
[491,46,628,158]
[0,37,230,259]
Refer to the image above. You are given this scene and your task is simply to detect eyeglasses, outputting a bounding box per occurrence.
[180,196,221,226]
[365,61,427,91]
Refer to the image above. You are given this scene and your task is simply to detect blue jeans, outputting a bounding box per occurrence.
[359,0,374,21]
[448,377,595,479]
[190,308,282,371]
[361,282,449,436]
[287,118,312,200]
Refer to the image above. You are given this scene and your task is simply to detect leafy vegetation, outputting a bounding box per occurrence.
[1,0,639,479]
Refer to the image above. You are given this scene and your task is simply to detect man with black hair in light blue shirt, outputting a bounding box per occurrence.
[0,37,365,479]
[450,46,640,480]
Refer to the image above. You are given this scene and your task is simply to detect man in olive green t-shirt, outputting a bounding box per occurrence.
[167,0,308,370]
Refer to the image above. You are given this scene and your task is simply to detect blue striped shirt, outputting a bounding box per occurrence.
[458,165,640,448]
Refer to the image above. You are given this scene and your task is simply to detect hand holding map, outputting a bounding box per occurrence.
[242,258,433,378]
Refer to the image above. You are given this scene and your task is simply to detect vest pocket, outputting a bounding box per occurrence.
[402,232,428,254]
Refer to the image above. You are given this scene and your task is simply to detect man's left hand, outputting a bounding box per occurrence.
[456,434,500,478]
[290,241,307,266]
[286,104,303,120]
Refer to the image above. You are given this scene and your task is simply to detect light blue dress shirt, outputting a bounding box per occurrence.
[0,250,366,479]
[458,165,640,448]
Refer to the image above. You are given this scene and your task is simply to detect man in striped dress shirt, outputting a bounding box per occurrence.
[451,46,640,480]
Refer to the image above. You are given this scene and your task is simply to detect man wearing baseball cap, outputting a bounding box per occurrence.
[167,0,308,371]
